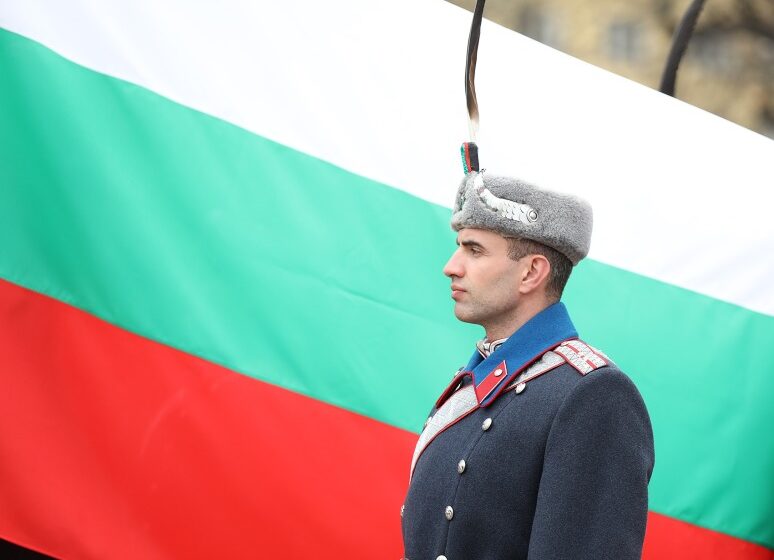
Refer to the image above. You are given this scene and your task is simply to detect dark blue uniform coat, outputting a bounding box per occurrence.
[401,303,654,560]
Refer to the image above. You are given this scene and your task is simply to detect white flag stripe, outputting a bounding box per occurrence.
[2,0,773,315]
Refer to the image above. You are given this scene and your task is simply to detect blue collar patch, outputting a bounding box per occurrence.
[463,302,578,407]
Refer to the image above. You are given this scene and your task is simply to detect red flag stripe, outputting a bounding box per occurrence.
[0,279,412,559]
[0,278,770,559]
[644,512,773,559]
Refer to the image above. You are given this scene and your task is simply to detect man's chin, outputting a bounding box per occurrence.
[453,305,479,325]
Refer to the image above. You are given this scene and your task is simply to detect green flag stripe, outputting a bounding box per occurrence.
[1,30,772,549]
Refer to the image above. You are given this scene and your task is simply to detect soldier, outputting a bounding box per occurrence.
[400,1,655,556]
[400,168,655,560]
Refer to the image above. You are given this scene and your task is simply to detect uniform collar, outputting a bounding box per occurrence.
[463,302,578,406]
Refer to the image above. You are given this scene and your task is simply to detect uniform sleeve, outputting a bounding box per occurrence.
[526,369,655,560]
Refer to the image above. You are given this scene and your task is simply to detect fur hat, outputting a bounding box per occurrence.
[455,4,592,265]
[451,171,593,265]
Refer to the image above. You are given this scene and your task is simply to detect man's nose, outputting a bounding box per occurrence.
[443,249,464,278]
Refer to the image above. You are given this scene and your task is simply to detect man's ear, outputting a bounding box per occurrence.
[518,255,551,295]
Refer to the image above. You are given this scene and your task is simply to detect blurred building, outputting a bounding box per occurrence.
[448,0,774,138]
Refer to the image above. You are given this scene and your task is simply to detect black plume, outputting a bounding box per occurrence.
[465,0,487,140]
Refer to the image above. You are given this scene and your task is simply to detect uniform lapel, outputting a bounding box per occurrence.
[410,303,579,477]
[469,302,578,407]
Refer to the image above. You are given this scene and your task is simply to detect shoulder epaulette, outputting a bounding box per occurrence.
[554,340,608,375]
[505,349,565,391]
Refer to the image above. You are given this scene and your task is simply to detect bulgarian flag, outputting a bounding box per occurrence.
[1,1,772,558]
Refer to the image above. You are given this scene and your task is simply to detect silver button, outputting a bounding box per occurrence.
[494,368,503,377]
[400,504,405,518]
[482,417,492,431]
[457,459,466,474]
[437,556,448,560]
[516,382,526,394]
[445,506,454,520]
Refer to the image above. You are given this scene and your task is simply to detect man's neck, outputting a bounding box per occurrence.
[484,298,554,342]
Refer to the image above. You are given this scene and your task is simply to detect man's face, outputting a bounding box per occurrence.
[442,228,525,328]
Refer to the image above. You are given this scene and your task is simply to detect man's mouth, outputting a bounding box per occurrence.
[451,285,466,300]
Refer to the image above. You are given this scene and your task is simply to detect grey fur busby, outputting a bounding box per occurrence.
[454,1,592,265]
[451,172,593,265]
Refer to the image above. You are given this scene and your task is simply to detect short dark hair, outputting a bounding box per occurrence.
[506,237,573,301]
